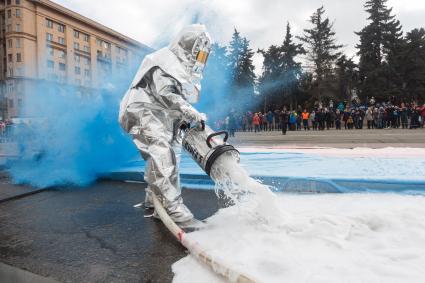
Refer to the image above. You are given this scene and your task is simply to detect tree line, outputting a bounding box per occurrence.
[205,0,425,113]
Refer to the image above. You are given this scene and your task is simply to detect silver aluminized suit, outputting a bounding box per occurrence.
[119,25,211,223]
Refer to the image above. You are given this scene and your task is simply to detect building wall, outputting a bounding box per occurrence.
[0,0,151,119]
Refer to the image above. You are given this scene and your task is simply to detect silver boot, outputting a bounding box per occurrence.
[165,198,194,223]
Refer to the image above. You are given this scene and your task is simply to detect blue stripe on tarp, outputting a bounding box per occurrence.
[101,171,425,195]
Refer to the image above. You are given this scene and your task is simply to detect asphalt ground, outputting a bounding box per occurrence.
[231,128,425,148]
[0,180,218,283]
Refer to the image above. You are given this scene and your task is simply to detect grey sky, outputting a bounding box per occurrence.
[56,0,425,73]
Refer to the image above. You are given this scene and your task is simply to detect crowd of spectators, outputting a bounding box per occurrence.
[216,102,425,135]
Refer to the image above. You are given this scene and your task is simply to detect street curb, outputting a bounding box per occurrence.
[0,262,59,283]
[0,188,50,204]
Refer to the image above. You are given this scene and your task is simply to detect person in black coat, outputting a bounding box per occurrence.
[280,109,289,135]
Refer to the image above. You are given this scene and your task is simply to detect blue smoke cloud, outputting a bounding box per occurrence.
[195,43,234,124]
[7,60,143,188]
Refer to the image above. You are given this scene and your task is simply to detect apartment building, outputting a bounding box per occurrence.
[0,0,151,118]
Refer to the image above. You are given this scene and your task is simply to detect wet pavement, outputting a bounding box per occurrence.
[0,179,219,283]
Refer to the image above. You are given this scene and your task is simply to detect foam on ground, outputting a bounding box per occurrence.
[172,193,425,283]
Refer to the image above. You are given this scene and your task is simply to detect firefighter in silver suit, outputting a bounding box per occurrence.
[119,24,211,223]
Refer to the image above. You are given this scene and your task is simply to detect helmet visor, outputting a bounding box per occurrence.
[196,50,209,65]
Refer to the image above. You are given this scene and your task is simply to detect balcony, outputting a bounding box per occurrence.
[96,51,111,63]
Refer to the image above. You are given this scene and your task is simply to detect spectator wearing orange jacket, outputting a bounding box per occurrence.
[302,110,310,131]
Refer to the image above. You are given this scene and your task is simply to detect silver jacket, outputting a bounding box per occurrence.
[119,25,211,223]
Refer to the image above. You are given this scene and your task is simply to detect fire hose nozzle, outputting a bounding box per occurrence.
[182,122,239,176]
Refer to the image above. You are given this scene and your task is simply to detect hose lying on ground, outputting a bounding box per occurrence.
[151,192,257,283]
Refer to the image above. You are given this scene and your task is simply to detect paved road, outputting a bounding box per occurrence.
[0,180,218,283]
[230,128,425,148]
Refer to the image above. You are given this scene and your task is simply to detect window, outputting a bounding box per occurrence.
[16,9,21,18]
[16,67,23,76]
[83,57,90,65]
[46,33,53,41]
[18,99,22,108]
[7,82,14,93]
[9,99,14,108]
[83,33,89,42]
[58,24,65,33]
[7,25,11,32]
[46,19,53,28]
[8,68,13,77]
[58,50,66,59]
[16,81,23,92]
[58,37,65,45]
[16,0,21,4]
[16,53,21,62]
[47,60,54,69]
[84,69,90,77]
[83,46,90,53]
[74,30,80,39]
[47,46,54,56]
[59,63,66,71]
[7,10,11,19]
[103,41,110,49]
[74,42,80,50]
[16,38,21,48]
[16,23,21,32]
[7,0,11,5]
[8,39,12,48]
[96,39,102,46]
[75,66,81,75]
[8,54,12,63]
[74,54,80,63]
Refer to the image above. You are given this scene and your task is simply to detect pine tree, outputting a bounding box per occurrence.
[356,0,404,101]
[298,6,342,102]
[259,23,305,109]
[228,29,244,85]
[400,28,425,102]
[280,23,305,106]
[227,29,256,110]
[239,38,256,92]
[335,55,358,102]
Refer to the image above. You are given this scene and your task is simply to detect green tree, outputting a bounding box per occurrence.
[298,6,342,102]
[335,55,358,102]
[400,28,425,102]
[259,22,305,109]
[227,29,256,110]
[356,0,404,101]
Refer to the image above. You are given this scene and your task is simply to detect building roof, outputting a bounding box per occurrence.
[29,0,152,52]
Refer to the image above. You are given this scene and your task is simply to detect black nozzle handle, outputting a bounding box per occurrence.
[201,120,205,131]
[206,131,229,149]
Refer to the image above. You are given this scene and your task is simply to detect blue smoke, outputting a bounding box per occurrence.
[195,43,234,124]
[7,60,144,188]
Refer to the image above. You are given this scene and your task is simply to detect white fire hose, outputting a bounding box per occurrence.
[151,192,257,283]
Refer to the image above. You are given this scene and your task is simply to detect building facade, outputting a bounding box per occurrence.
[0,0,151,119]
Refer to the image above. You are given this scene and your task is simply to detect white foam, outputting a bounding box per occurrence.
[209,152,283,226]
[173,194,425,283]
